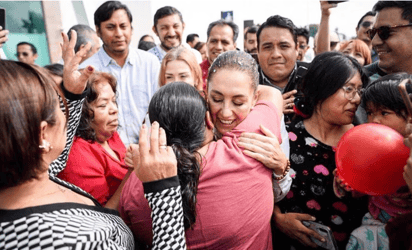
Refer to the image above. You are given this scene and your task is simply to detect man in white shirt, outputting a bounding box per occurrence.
[80,1,160,146]
[148,6,202,63]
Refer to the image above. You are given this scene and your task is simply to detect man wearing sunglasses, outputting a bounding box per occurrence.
[368,1,412,76]
[16,42,38,65]
[355,11,376,52]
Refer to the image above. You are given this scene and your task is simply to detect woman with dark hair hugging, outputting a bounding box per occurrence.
[273,52,370,250]
[0,32,189,250]
[58,71,133,209]
[120,51,287,249]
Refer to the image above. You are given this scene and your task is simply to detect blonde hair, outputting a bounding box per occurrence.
[339,39,372,66]
[159,47,203,91]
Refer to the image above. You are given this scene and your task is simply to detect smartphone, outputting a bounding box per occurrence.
[302,221,338,250]
[398,78,412,117]
[0,8,5,29]
[328,0,348,4]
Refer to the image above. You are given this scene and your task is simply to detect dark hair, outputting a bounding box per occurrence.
[148,82,205,229]
[138,41,156,51]
[207,19,239,43]
[17,42,37,55]
[194,41,205,51]
[257,15,297,49]
[0,60,65,189]
[76,72,117,142]
[94,1,133,29]
[139,34,154,43]
[295,52,369,118]
[154,6,183,28]
[44,64,64,78]
[362,73,411,120]
[295,27,310,44]
[186,33,199,43]
[373,1,412,23]
[67,24,96,53]
[244,25,258,40]
[208,50,258,92]
[356,11,376,29]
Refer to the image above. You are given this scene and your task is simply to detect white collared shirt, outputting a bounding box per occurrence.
[80,47,160,146]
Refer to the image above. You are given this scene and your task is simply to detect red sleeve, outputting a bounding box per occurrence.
[231,100,281,141]
[57,137,110,205]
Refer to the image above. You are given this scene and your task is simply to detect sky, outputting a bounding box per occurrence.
[150,0,378,48]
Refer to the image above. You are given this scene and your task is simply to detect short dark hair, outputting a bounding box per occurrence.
[17,42,37,55]
[362,73,411,120]
[138,40,156,51]
[356,11,376,30]
[149,82,205,229]
[0,60,64,189]
[153,6,183,29]
[76,72,118,143]
[194,41,205,51]
[296,52,369,118]
[94,1,133,29]
[44,64,64,78]
[67,24,96,53]
[206,20,239,43]
[244,25,258,40]
[295,27,309,44]
[186,33,199,43]
[257,15,297,49]
[373,1,412,23]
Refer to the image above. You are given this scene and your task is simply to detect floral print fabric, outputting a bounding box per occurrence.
[277,119,368,249]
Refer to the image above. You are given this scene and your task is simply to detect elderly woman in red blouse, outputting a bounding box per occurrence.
[58,72,132,209]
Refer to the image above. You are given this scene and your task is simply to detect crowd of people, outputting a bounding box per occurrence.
[1,0,412,249]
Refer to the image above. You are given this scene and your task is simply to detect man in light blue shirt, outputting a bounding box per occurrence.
[81,1,160,146]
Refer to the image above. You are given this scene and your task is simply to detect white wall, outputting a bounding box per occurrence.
[60,0,154,49]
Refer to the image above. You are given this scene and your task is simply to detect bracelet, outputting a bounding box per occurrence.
[273,160,291,181]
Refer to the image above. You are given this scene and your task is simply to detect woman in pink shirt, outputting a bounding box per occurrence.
[120,51,288,249]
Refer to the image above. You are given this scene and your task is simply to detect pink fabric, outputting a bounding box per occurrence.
[369,186,412,221]
[120,101,280,250]
[58,132,128,205]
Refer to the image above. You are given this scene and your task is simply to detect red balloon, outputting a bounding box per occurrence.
[336,123,409,195]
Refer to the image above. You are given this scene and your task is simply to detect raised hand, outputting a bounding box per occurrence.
[61,30,94,94]
[136,122,177,183]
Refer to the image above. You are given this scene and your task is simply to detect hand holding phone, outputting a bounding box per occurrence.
[0,8,5,29]
[302,221,338,250]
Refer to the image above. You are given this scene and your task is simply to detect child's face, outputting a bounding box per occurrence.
[366,102,408,137]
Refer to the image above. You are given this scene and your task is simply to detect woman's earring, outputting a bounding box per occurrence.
[39,140,53,150]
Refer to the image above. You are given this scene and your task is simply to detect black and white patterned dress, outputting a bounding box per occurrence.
[0,85,186,250]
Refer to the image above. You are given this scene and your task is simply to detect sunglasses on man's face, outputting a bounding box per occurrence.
[367,23,412,41]
[16,52,30,57]
[361,21,373,28]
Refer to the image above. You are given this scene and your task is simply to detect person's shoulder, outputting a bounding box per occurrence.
[130,48,160,65]
[297,61,310,68]
[80,50,103,69]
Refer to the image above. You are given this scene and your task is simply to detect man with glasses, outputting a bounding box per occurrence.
[365,1,412,82]
[355,11,376,52]
[16,42,38,65]
[295,27,310,62]
[370,1,412,75]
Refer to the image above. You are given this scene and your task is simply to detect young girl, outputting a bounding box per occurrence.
[344,73,412,250]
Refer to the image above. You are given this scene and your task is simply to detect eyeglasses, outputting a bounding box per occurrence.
[367,23,412,41]
[16,52,29,57]
[342,86,364,101]
[360,21,373,28]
